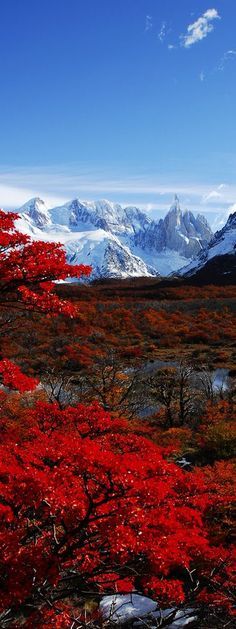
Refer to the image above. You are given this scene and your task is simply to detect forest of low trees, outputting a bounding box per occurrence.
[0,209,235,628]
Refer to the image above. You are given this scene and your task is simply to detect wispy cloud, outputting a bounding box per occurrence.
[145,15,152,32]
[195,184,236,216]
[199,71,205,81]
[217,49,236,71]
[203,183,227,203]
[0,182,66,210]
[158,22,166,43]
[0,168,213,201]
[0,166,235,225]
[181,8,220,48]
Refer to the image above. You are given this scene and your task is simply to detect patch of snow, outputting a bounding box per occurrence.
[100,594,158,623]
[100,595,197,628]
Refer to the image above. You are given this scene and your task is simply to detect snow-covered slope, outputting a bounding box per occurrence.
[13,196,213,280]
[66,230,157,279]
[180,210,236,277]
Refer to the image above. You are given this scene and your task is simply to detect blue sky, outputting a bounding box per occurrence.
[0,0,236,223]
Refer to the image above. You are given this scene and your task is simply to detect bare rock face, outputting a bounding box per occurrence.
[133,195,213,258]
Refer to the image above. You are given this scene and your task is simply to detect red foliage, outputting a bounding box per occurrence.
[0,209,91,391]
[0,209,91,317]
[0,401,234,625]
[0,358,38,392]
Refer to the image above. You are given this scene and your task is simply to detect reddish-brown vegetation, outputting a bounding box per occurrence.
[0,211,235,627]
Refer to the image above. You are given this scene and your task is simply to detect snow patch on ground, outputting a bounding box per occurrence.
[100,594,197,628]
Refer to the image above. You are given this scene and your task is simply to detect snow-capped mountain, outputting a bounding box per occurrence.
[14,198,156,279]
[13,196,213,280]
[132,195,212,258]
[50,198,151,235]
[17,197,52,229]
[180,210,236,278]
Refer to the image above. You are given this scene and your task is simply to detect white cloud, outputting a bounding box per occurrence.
[212,202,236,230]
[228,202,236,214]
[0,170,209,200]
[158,22,166,43]
[181,8,220,48]
[200,71,205,81]
[204,8,219,20]
[202,184,228,203]
[0,170,229,201]
[217,49,236,71]
[168,44,175,50]
[145,15,152,32]
[0,182,66,210]
[0,167,235,228]
[204,190,221,201]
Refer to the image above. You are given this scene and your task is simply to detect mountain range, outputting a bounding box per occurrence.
[12,195,218,280]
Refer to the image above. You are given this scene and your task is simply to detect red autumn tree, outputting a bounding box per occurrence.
[0,209,90,317]
[0,209,90,390]
[0,397,235,627]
